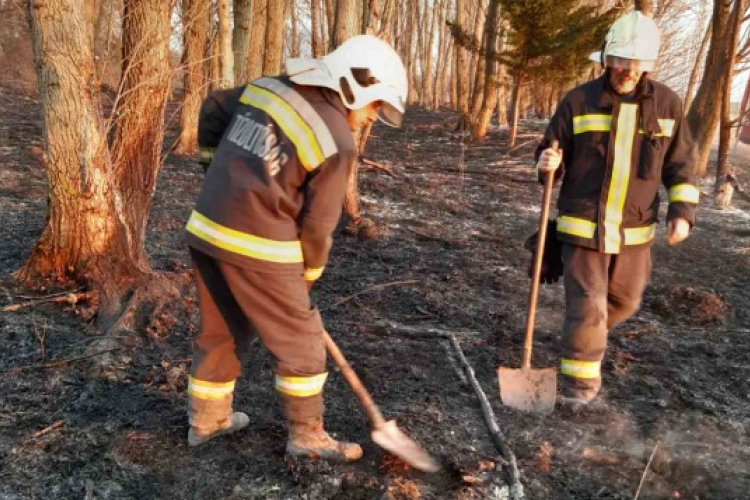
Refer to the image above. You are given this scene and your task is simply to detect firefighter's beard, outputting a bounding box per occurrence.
[609,68,643,95]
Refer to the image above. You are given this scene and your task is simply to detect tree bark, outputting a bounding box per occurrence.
[684,21,710,112]
[24,0,117,284]
[469,1,488,123]
[508,70,524,147]
[288,0,300,58]
[247,0,266,80]
[311,0,324,57]
[216,0,233,87]
[232,0,252,84]
[263,0,285,75]
[634,0,654,17]
[455,0,471,130]
[686,0,733,177]
[714,0,748,207]
[332,0,360,48]
[177,0,210,154]
[471,0,500,142]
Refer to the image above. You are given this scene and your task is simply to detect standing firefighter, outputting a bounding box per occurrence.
[184,35,408,462]
[534,12,699,406]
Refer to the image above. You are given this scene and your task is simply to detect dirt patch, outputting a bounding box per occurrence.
[647,285,731,325]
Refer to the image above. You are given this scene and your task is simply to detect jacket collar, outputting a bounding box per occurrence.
[595,74,661,136]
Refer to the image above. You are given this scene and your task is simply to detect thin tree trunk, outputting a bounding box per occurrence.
[508,70,524,147]
[232,0,252,84]
[686,0,733,177]
[216,0,233,88]
[311,0,324,57]
[433,0,451,110]
[332,0,359,48]
[471,0,499,142]
[469,3,488,123]
[714,0,748,207]
[247,0,266,80]
[109,0,172,274]
[288,0,300,57]
[684,21,710,112]
[420,0,438,109]
[177,0,210,154]
[455,0,470,129]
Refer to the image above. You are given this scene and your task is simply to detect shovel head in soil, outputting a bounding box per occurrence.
[372,420,440,472]
[498,366,557,414]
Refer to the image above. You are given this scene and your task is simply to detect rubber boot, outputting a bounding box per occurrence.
[187,394,250,447]
[281,393,362,463]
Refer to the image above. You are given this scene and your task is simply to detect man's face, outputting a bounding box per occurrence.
[609,66,643,95]
[347,101,380,131]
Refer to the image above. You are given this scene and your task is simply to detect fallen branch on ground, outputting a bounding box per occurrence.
[376,320,478,339]
[448,333,525,500]
[634,441,660,500]
[320,280,419,312]
[361,157,398,178]
[2,291,95,313]
[32,420,65,439]
[2,349,123,375]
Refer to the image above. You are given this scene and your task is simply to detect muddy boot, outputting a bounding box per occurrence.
[187,392,250,447]
[557,373,601,411]
[281,393,362,463]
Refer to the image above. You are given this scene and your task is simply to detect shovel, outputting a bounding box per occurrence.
[322,330,440,472]
[497,141,559,414]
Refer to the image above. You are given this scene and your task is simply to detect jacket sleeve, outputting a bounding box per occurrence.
[197,86,244,170]
[297,149,357,282]
[661,109,699,227]
[534,96,574,184]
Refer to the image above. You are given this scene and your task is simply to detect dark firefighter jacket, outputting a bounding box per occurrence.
[185,76,357,282]
[535,75,699,254]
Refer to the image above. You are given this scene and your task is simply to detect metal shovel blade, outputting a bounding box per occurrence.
[498,366,557,414]
[371,420,440,473]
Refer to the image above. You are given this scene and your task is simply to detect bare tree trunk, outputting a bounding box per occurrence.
[232,0,252,84]
[432,0,449,110]
[324,0,335,45]
[471,0,499,142]
[288,0,300,57]
[177,0,210,154]
[216,0,233,87]
[467,0,485,102]
[686,0,734,177]
[247,0,266,80]
[205,11,220,90]
[455,0,470,129]
[469,4,487,122]
[508,70,524,147]
[23,0,117,283]
[332,0,359,48]
[714,0,747,207]
[684,21,710,112]
[496,83,507,125]
[420,0,438,109]
[311,0,324,57]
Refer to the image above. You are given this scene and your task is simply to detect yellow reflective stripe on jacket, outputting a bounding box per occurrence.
[188,376,236,400]
[275,373,328,397]
[623,224,656,245]
[573,114,612,134]
[304,266,325,281]
[603,104,638,254]
[669,183,700,204]
[199,147,214,164]
[186,211,304,263]
[560,359,601,379]
[557,215,596,238]
[638,119,676,138]
[253,77,338,159]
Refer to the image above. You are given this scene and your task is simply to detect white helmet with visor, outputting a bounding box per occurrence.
[588,11,661,72]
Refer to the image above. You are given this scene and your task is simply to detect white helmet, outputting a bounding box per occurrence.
[588,11,661,71]
[285,35,408,127]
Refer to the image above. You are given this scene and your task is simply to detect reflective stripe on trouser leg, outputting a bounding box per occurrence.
[187,376,235,430]
[560,244,609,397]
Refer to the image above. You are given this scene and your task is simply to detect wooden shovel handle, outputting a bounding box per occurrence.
[322,330,387,427]
[522,140,558,368]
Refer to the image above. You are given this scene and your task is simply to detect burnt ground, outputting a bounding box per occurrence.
[1,83,750,500]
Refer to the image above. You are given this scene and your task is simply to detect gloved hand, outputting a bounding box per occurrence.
[524,220,564,284]
[537,146,563,174]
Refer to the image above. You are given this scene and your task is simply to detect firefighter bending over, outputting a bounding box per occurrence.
[183,35,408,462]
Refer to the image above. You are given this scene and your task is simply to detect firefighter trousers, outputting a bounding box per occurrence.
[187,248,327,431]
[559,243,651,399]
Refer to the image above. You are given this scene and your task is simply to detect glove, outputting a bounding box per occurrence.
[537,146,562,174]
[524,220,564,284]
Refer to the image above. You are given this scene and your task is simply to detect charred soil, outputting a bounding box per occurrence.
[1,87,750,499]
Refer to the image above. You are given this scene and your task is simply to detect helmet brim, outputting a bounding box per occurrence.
[605,55,655,71]
[377,102,403,128]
